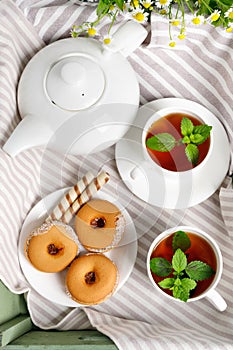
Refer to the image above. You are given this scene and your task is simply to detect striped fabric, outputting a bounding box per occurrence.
[1,0,233,348]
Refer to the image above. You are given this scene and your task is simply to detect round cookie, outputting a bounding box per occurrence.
[66,253,118,305]
[75,199,125,252]
[25,221,78,273]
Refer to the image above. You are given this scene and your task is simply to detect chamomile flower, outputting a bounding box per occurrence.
[170,19,181,27]
[131,9,149,23]
[71,0,233,46]
[226,24,233,33]
[142,0,152,9]
[155,0,171,9]
[130,0,140,8]
[191,14,205,25]
[87,26,97,37]
[224,7,233,19]
[160,8,168,15]
[169,41,176,47]
[208,10,221,22]
[109,4,115,11]
[70,25,78,38]
[178,32,186,40]
[103,34,112,45]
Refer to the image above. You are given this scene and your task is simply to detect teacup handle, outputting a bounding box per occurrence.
[205,289,227,312]
[130,161,148,180]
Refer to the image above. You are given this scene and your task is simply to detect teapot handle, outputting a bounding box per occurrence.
[103,21,148,57]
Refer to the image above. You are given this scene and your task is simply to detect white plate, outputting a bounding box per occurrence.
[115,98,230,209]
[18,189,138,307]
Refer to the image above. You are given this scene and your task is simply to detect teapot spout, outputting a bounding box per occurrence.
[3,115,52,157]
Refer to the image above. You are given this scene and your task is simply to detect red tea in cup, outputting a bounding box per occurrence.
[145,113,210,172]
[150,232,217,299]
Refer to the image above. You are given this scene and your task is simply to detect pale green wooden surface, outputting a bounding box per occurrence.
[5,331,117,349]
[0,281,117,349]
[0,282,28,325]
[0,315,33,347]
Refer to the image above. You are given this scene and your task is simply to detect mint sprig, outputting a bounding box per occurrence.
[150,231,215,302]
[146,117,212,166]
[146,133,176,152]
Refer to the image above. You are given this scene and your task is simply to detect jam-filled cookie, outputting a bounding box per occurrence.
[75,199,125,252]
[25,221,79,273]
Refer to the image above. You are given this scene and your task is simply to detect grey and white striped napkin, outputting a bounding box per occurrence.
[1,1,233,349]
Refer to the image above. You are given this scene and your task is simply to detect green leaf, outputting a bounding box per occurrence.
[146,133,176,152]
[189,133,204,144]
[181,278,197,291]
[150,258,172,277]
[97,0,110,16]
[185,261,215,281]
[192,124,212,145]
[172,249,187,273]
[173,284,190,302]
[182,136,190,144]
[219,0,233,6]
[158,278,175,289]
[185,144,199,165]
[172,231,191,252]
[172,278,197,302]
[115,0,124,10]
[181,117,194,136]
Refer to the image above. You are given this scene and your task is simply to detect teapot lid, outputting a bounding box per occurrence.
[46,55,105,111]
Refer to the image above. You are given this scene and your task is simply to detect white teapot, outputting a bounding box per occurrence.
[3,21,147,157]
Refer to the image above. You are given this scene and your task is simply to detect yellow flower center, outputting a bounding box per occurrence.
[131,0,139,7]
[229,11,233,19]
[211,13,220,22]
[171,20,180,26]
[143,2,151,8]
[226,26,233,33]
[160,9,167,15]
[178,33,186,40]
[169,41,176,47]
[103,38,111,45]
[160,0,168,4]
[133,12,145,22]
[192,17,201,25]
[109,5,115,11]
[87,28,96,36]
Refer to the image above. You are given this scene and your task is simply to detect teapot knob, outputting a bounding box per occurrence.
[61,62,86,85]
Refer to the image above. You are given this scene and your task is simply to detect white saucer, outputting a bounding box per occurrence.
[115,98,230,209]
[18,189,137,307]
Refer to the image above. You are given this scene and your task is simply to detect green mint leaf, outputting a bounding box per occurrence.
[173,278,197,302]
[150,258,172,277]
[158,278,175,289]
[172,231,191,252]
[185,261,215,281]
[185,144,199,165]
[146,133,176,152]
[181,117,194,136]
[192,124,212,145]
[190,133,204,144]
[172,248,187,273]
[173,284,190,302]
[182,136,190,144]
[181,278,197,291]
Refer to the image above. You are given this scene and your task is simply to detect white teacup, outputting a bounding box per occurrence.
[147,226,227,311]
[128,104,230,209]
[130,107,210,179]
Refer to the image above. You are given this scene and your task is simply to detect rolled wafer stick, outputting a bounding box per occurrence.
[61,171,110,224]
[45,171,95,222]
